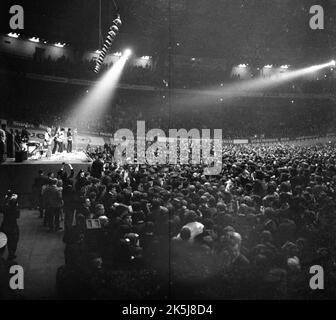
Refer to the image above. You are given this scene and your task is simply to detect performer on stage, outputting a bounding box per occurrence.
[44,127,53,158]
[52,127,64,154]
[1,124,14,158]
[67,128,73,153]
[21,126,30,144]
[0,129,5,163]
[60,128,66,153]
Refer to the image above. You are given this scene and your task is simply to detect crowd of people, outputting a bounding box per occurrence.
[1,52,336,300]
[6,142,328,299]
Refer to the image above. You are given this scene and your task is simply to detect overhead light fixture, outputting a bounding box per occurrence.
[141,56,151,60]
[113,52,122,57]
[7,32,20,38]
[94,14,122,73]
[280,65,289,69]
[238,64,248,68]
[29,37,40,43]
[264,64,273,69]
[54,42,66,48]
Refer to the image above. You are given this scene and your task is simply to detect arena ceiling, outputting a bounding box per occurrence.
[1,0,336,63]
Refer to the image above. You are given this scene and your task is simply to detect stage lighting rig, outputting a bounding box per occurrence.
[94,14,122,73]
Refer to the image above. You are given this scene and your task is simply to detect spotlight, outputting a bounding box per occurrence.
[331,60,336,66]
[54,42,66,48]
[124,49,132,58]
[29,37,40,43]
[7,32,20,38]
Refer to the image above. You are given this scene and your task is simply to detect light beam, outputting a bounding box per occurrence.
[178,60,336,107]
[69,51,130,127]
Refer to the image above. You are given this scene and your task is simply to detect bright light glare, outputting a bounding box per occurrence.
[264,65,273,69]
[55,42,66,48]
[331,60,336,66]
[29,37,40,43]
[280,65,289,69]
[8,32,19,38]
[124,49,132,57]
[69,53,130,126]
[238,64,248,68]
[178,60,336,108]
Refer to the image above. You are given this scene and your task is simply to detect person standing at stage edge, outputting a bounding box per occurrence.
[53,127,63,154]
[0,129,5,163]
[1,124,14,158]
[0,190,20,261]
[67,128,73,153]
[44,127,53,158]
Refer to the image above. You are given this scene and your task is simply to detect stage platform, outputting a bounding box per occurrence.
[0,151,92,207]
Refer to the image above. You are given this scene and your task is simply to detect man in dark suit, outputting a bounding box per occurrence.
[1,124,14,158]
[67,128,73,153]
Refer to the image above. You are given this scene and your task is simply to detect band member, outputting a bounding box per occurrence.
[21,126,30,143]
[52,127,63,154]
[60,128,66,153]
[44,127,53,158]
[14,129,21,150]
[67,128,73,153]
[1,124,14,158]
[0,129,5,163]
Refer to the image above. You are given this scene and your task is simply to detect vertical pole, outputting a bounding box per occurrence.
[99,0,103,48]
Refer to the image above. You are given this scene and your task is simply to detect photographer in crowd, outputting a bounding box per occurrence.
[0,191,20,261]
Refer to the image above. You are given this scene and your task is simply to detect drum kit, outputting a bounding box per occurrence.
[16,127,78,161]
[23,141,45,159]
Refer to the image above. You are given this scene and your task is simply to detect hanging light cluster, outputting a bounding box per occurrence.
[94,14,122,73]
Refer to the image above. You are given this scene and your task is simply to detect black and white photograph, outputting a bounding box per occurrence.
[0,0,336,308]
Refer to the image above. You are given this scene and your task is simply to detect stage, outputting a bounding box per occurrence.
[0,151,92,207]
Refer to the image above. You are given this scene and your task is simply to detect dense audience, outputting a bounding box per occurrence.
[1,53,336,300]
[25,142,336,299]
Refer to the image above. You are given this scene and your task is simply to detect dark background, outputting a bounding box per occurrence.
[1,1,336,57]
